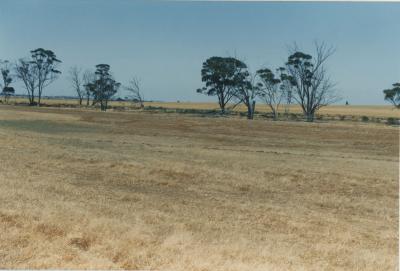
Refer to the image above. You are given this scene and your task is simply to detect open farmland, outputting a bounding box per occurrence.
[6,97,400,119]
[0,105,398,270]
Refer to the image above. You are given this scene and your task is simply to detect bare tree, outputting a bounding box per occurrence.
[15,59,37,105]
[68,66,84,105]
[285,42,340,121]
[125,76,144,108]
[83,69,95,106]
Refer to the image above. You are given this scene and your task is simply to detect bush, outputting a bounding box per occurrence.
[361,116,369,122]
[387,117,399,125]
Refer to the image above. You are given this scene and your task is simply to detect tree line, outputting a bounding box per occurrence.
[197,43,341,122]
[0,48,144,111]
[0,43,399,121]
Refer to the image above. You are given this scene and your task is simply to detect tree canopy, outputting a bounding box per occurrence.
[197,56,249,113]
[85,64,120,111]
[383,83,400,108]
[285,43,339,121]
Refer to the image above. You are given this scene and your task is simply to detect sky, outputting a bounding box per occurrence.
[0,0,399,105]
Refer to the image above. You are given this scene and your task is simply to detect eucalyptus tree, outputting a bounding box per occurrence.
[15,59,37,105]
[383,83,400,108]
[197,56,249,114]
[85,64,120,111]
[0,60,14,103]
[83,69,95,106]
[256,67,294,120]
[285,43,339,121]
[29,48,62,105]
[233,72,257,119]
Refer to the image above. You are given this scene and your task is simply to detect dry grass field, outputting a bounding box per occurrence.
[6,96,400,118]
[0,105,398,270]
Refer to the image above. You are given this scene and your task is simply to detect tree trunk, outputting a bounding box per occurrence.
[220,104,225,114]
[247,100,256,120]
[272,110,278,121]
[305,112,314,122]
[79,97,83,105]
[100,101,106,111]
[37,90,42,107]
[29,95,35,106]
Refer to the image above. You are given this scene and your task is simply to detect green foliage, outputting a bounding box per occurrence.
[20,48,62,105]
[0,60,12,88]
[0,60,14,103]
[361,116,369,122]
[85,64,120,111]
[197,56,249,113]
[255,67,294,120]
[383,83,400,108]
[285,43,337,122]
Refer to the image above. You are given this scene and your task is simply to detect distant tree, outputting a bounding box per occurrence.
[383,83,400,108]
[29,48,62,106]
[83,69,95,106]
[125,76,144,108]
[285,42,339,122]
[15,59,37,105]
[256,67,294,120]
[0,60,14,103]
[197,56,249,114]
[1,87,15,104]
[85,64,120,111]
[68,66,84,105]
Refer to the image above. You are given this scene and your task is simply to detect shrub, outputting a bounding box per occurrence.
[361,116,369,122]
[387,117,399,125]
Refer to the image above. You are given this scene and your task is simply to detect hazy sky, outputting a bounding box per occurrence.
[1,0,399,104]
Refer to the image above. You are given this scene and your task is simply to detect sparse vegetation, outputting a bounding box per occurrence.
[0,1,398,270]
[0,106,397,270]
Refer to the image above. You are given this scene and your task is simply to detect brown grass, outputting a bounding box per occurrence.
[0,105,398,270]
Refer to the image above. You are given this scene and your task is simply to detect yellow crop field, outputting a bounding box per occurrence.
[5,96,400,118]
